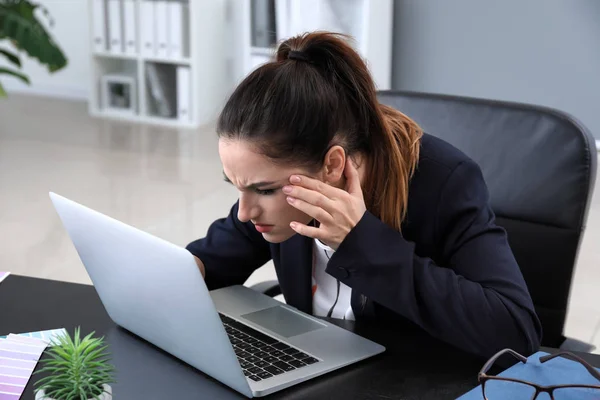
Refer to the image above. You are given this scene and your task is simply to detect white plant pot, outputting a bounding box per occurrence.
[35,384,112,400]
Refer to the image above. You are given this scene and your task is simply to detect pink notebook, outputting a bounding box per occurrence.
[0,328,66,400]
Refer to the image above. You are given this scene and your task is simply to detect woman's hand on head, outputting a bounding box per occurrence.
[283,158,367,250]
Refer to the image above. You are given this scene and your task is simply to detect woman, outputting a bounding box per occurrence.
[186,32,542,359]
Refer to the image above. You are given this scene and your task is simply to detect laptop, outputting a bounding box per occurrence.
[48,192,385,397]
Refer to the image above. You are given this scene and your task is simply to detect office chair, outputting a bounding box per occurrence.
[251,90,598,352]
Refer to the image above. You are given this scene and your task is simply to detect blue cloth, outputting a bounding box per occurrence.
[457,351,600,399]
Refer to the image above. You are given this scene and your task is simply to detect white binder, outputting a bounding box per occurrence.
[123,0,137,55]
[107,0,123,53]
[181,2,190,57]
[155,0,169,59]
[167,0,183,59]
[274,0,291,41]
[92,0,107,52]
[176,65,191,122]
[140,0,155,57]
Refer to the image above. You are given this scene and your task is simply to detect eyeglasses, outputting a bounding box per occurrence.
[478,348,600,400]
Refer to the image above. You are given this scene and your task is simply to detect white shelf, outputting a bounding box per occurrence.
[90,109,197,129]
[88,0,230,128]
[227,0,393,90]
[250,46,275,57]
[92,109,137,120]
[93,51,138,60]
[92,51,192,66]
[142,55,191,65]
[143,115,197,128]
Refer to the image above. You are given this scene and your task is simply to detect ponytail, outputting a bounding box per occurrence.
[371,104,422,230]
[218,31,422,231]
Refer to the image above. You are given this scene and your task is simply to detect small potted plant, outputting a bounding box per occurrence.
[34,327,115,400]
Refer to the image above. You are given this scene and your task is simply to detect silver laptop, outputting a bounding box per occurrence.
[49,192,385,398]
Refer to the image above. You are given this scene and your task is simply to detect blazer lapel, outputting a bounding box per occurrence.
[278,234,313,314]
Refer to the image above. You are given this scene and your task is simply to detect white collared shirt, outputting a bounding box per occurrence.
[311,239,355,320]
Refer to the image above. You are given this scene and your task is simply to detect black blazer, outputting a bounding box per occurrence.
[186,133,543,359]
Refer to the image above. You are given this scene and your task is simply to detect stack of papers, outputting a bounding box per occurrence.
[0,328,66,400]
[0,272,9,284]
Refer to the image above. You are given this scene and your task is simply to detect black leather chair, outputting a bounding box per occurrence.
[252,90,598,352]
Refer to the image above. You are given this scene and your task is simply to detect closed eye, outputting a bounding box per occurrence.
[223,172,278,195]
[255,188,277,196]
[224,178,277,195]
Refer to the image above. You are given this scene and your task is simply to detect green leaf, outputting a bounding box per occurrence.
[79,385,88,399]
[81,346,110,363]
[51,386,75,399]
[0,0,67,72]
[81,330,98,344]
[47,345,72,361]
[0,67,29,84]
[0,81,6,97]
[0,48,21,67]
[73,326,81,348]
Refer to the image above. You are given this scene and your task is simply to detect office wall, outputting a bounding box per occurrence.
[2,1,90,99]
[392,0,600,140]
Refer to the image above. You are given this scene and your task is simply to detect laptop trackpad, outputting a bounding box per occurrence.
[241,306,326,338]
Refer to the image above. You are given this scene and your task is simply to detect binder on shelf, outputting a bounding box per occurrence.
[176,65,191,121]
[92,0,108,52]
[274,0,290,41]
[123,0,137,55]
[167,0,183,59]
[107,0,123,53]
[140,0,155,56]
[182,2,190,58]
[155,0,169,59]
[289,0,321,35]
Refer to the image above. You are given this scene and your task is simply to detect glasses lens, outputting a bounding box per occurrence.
[484,379,536,400]
[554,386,600,400]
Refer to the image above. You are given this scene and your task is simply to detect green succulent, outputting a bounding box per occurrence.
[34,327,116,400]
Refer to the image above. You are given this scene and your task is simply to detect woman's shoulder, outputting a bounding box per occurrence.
[408,133,485,201]
[417,132,477,174]
[404,133,489,240]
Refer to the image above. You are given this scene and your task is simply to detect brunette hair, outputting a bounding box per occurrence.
[217,32,422,230]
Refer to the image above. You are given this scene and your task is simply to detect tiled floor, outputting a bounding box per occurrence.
[1,94,599,351]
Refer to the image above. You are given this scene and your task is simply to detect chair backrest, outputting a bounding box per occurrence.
[377,90,597,347]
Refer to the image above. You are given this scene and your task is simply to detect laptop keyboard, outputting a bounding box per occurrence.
[219,313,320,382]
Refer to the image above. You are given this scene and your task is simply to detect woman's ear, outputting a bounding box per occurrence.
[322,145,346,184]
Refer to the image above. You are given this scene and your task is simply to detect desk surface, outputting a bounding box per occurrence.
[2,275,600,400]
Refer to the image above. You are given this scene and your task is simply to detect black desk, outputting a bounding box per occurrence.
[2,275,600,400]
